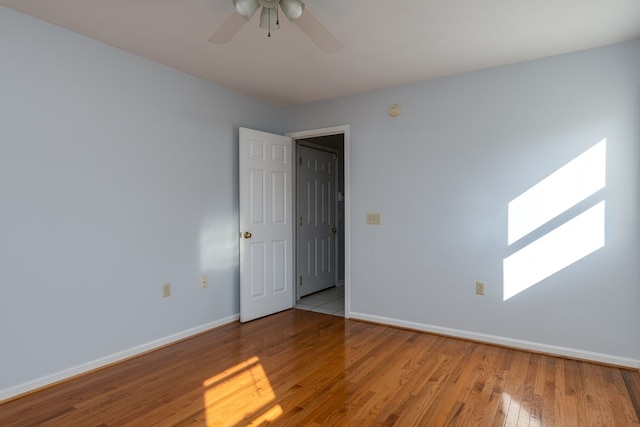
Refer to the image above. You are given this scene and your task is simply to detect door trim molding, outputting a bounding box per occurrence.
[287,125,350,318]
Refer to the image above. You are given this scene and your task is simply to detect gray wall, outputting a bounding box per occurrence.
[285,39,640,364]
[0,7,282,396]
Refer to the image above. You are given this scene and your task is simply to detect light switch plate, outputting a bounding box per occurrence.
[366,213,381,225]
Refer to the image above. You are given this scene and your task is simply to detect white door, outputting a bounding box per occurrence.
[297,145,338,297]
[239,128,293,322]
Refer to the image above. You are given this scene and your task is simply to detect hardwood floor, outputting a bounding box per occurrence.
[1,309,639,426]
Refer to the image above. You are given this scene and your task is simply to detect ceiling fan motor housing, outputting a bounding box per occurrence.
[214,0,340,53]
[235,0,304,21]
[258,0,279,8]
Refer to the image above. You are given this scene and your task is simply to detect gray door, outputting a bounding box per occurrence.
[296,145,338,297]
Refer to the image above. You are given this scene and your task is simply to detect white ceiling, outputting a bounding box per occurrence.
[2,0,640,106]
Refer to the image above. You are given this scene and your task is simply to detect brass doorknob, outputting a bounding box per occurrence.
[243,231,252,239]
[331,227,337,235]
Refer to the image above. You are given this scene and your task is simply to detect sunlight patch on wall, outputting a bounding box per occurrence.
[504,140,606,301]
[200,216,239,271]
[504,202,605,300]
[508,140,606,245]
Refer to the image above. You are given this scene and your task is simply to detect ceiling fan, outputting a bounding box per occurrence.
[209,0,342,53]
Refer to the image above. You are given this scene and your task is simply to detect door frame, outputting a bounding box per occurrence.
[287,125,350,318]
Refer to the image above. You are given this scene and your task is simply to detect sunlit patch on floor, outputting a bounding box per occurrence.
[202,356,282,426]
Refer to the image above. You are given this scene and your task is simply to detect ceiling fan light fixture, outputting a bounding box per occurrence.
[233,0,259,19]
[259,6,280,32]
[280,0,305,21]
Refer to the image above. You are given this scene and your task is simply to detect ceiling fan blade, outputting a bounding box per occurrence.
[209,12,247,44]
[294,9,342,53]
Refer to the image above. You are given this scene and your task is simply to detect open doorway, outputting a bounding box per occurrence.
[288,128,348,317]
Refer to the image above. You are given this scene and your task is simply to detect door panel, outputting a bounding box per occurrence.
[297,145,338,297]
[240,128,293,322]
[249,243,265,298]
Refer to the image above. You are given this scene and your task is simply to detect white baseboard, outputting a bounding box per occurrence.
[0,314,240,403]
[349,311,640,369]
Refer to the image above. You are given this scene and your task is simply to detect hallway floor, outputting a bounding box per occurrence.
[294,285,344,317]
